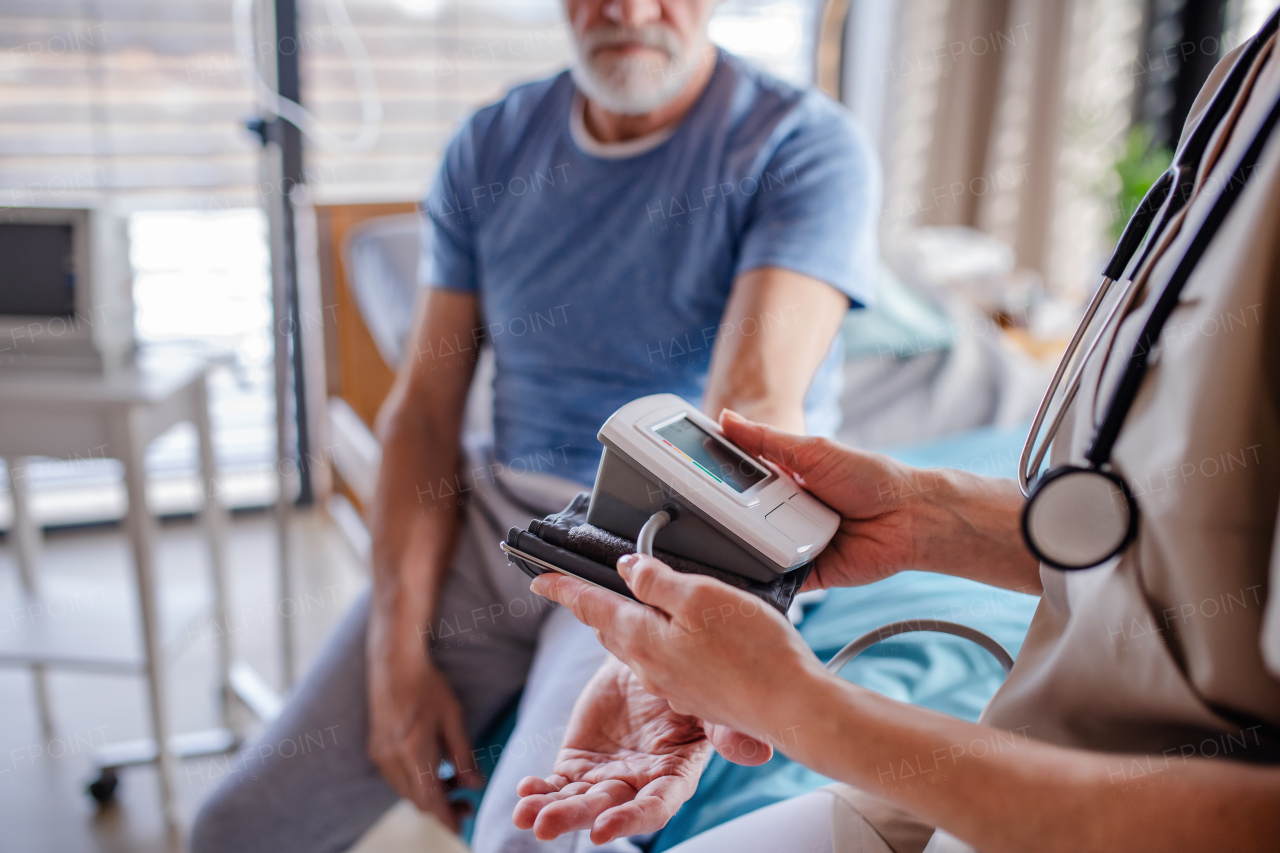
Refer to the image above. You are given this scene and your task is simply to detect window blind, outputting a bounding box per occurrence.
[0,0,820,209]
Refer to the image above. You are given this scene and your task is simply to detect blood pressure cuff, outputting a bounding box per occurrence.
[504,493,810,614]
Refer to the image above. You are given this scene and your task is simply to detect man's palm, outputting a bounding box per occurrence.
[513,659,766,844]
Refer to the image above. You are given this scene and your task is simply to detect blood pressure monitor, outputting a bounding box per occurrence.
[504,393,1012,676]
[589,394,839,581]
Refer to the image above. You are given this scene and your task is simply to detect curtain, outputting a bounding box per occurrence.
[852,0,1148,297]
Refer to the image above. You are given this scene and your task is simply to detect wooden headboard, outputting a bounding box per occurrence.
[315,202,416,430]
[315,202,417,518]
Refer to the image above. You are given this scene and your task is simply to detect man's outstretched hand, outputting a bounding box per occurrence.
[512,657,772,844]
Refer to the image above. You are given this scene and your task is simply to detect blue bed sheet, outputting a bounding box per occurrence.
[648,425,1039,850]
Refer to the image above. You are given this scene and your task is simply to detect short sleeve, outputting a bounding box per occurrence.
[419,125,480,292]
[733,105,881,307]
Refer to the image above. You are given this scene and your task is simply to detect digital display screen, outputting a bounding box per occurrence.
[655,416,769,493]
[0,223,76,316]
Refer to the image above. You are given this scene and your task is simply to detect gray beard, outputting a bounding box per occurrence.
[569,48,700,116]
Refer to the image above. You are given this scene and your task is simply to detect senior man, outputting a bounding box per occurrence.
[191,0,876,851]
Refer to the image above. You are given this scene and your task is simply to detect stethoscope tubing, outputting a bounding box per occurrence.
[1017,275,1113,495]
[1020,80,1280,571]
[1018,171,1172,495]
[1087,89,1280,467]
[1018,12,1279,495]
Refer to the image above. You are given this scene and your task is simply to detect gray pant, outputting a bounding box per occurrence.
[189,455,622,853]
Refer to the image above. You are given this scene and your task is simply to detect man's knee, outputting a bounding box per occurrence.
[189,775,263,853]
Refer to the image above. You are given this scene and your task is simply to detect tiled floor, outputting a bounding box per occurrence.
[0,510,465,853]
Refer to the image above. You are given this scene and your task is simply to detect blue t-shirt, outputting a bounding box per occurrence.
[423,50,879,486]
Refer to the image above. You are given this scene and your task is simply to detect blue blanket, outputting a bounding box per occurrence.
[649,425,1039,850]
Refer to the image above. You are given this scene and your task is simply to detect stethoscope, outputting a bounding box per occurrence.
[1018,10,1280,571]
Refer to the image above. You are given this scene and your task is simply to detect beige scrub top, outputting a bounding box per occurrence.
[844,34,1280,853]
[835,36,1280,853]
[979,37,1280,766]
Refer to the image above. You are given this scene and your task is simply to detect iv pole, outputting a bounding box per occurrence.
[239,0,378,698]
[248,0,311,695]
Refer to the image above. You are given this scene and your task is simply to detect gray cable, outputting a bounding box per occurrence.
[825,619,1015,675]
[636,510,672,556]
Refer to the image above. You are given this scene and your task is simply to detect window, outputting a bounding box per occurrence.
[0,0,828,525]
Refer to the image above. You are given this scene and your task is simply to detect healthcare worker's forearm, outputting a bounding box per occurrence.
[908,467,1042,594]
[769,674,1280,853]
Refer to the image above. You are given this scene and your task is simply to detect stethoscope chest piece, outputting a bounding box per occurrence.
[1022,466,1137,571]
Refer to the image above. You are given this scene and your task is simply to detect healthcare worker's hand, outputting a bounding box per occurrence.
[720,411,1038,594]
[529,555,826,762]
[512,656,773,843]
[719,409,921,590]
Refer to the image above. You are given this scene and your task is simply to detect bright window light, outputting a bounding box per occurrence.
[709,13,803,60]
[709,0,814,86]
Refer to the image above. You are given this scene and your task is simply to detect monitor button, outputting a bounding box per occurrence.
[765,501,824,546]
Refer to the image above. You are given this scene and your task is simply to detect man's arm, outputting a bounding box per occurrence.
[366,287,483,829]
[702,266,849,431]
